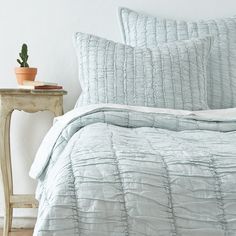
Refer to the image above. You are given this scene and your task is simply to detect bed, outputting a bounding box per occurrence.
[30,104,236,236]
[30,7,236,235]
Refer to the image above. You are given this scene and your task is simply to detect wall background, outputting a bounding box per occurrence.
[0,0,235,227]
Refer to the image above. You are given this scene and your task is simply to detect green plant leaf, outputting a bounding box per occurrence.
[22,44,28,53]
[18,43,29,67]
[17,59,22,66]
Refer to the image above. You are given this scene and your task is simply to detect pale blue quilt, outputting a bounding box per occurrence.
[30,104,236,236]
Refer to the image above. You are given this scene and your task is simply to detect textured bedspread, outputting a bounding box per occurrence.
[30,104,236,236]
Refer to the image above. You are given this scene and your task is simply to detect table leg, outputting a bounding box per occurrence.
[52,97,64,117]
[3,205,13,236]
[0,108,14,236]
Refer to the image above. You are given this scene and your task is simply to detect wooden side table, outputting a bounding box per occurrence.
[0,89,67,236]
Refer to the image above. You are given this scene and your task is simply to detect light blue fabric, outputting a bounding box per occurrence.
[74,32,212,110]
[119,8,236,109]
[30,105,236,236]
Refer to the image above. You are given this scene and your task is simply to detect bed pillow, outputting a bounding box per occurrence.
[119,8,236,109]
[74,32,212,110]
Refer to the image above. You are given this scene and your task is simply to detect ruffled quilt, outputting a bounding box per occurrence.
[30,104,236,236]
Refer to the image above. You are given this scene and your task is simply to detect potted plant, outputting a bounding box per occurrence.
[15,43,37,85]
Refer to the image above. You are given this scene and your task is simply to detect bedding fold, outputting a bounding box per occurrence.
[30,104,236,180]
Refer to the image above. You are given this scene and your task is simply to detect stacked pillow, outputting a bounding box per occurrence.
[74,8,236,110]
[74,33,211,110]
[119,8,236,109]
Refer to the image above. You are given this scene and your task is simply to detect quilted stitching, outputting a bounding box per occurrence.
[119,8,236,109]
[110,131,130,236]
[34,121,236,235]
[209,157,228,234]
[145,136,178,235]
[74,33,212,110]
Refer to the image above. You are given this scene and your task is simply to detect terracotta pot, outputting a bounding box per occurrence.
[15,67,37,85]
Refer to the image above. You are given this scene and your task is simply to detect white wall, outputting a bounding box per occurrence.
[0,0,236,226]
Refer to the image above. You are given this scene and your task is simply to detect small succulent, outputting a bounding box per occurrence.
[17,43,29,67]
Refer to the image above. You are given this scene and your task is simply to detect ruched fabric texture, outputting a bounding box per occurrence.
[74,32,211,110]
[119,8,236,109]
[32,107,236,236]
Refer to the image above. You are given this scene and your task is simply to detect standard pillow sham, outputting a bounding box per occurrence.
[119,7,236,109]
[74,32,212,110]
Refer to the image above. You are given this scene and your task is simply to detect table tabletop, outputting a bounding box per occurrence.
[0,88,67,96]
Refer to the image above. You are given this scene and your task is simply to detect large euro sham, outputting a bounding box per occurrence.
[74,32,212,110]
[30,104,236,236]
[119,7,236,109]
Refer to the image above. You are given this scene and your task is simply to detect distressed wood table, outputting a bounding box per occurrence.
[0,89,67,236]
